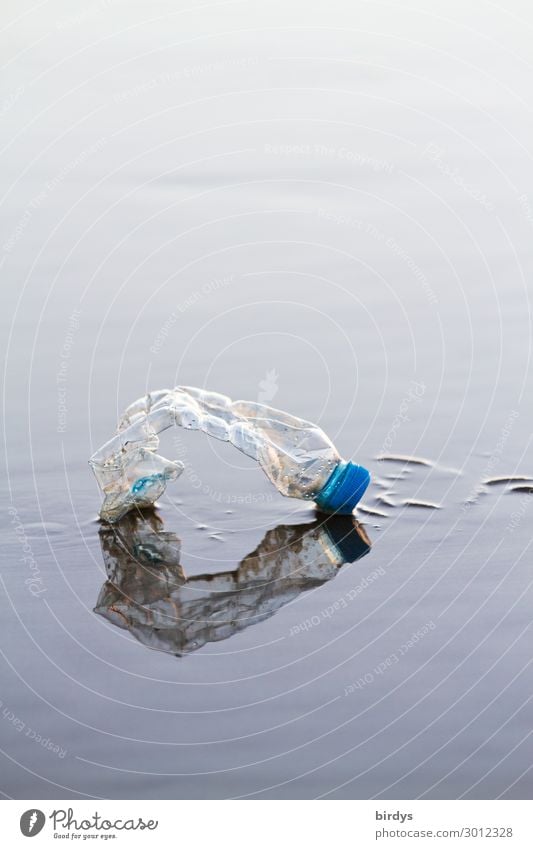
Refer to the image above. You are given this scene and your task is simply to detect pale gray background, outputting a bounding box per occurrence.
[1,0,532,799]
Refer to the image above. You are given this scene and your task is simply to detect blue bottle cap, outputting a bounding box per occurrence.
[315,460,370,515]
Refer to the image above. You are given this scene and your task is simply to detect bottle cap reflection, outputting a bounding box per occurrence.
[95,511,372,656]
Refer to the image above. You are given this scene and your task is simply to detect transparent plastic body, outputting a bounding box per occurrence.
[90,386,341,521]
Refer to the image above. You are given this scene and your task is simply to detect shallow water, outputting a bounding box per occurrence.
[1,0,533,799]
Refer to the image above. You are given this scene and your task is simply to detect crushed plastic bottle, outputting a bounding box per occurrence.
[89,386,370,522]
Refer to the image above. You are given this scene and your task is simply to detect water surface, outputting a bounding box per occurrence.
[1,0,532,799]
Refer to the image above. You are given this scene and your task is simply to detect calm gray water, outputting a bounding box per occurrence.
[1,0,532,799]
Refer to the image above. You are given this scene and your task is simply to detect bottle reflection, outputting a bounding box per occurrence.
[95,511,372,656]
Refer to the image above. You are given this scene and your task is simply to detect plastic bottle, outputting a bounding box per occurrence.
[90,386,370,522]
